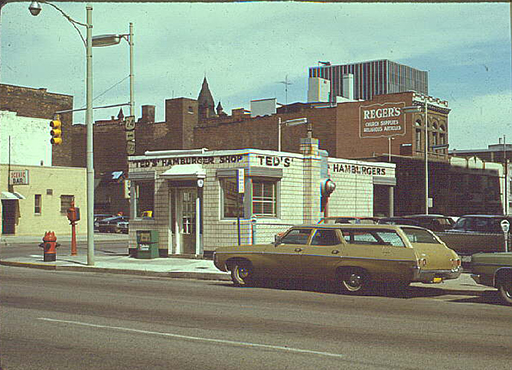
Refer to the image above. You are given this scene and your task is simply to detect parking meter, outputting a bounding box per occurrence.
[501,220,510,252]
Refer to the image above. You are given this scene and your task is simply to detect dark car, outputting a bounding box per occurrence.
[435,215,512,259]
[97,216,129,233]
[451,215,512,234]
[377,217,420,227]
[401,214,455,232]
[94,214,113,231]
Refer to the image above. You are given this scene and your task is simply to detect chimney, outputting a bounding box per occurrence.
[232,108,245,117]
[141,105,155,123]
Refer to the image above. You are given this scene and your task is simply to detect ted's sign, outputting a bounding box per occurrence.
[360,102,406,138]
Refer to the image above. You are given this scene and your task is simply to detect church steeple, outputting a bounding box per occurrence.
[197,77,215,119]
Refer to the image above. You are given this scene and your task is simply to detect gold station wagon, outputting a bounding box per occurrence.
[213,224,462,291]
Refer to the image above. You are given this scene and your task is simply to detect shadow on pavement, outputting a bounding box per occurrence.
[214,279,470,299]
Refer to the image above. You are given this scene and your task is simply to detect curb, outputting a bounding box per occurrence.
[0,260,231,281]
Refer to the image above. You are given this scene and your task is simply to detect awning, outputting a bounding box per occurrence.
[161,164,206,180]
[1,191,25,200]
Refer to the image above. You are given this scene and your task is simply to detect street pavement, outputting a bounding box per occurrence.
[0,233,494,294]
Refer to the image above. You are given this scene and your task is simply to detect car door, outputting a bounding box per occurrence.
[300,228,344,281]
[338,228,416,282]
[262,228,312,279]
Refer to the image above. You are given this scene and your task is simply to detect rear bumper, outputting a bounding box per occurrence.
[413,267,462,283]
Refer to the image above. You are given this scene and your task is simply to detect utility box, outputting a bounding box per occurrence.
[136,230,159,259]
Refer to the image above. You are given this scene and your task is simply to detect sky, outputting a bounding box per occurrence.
[1,1,511,151]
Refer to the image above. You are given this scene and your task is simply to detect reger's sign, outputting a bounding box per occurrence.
[360,102,406,138]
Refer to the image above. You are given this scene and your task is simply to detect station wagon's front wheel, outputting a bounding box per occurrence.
[498,280,512,305]
[340,269,369,293]
[230,263,254,287]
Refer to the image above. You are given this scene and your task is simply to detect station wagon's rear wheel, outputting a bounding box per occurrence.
[498,280,512,305]
[339,269,369,293]
[230,263,254,287]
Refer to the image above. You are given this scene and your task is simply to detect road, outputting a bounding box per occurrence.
[1,266,511,370]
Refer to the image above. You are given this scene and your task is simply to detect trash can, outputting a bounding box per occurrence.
[136,230,159,259]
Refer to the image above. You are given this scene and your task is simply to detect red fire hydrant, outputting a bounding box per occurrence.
[39,231,60,262]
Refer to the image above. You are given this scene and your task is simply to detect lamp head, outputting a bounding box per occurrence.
[28,1,42,16]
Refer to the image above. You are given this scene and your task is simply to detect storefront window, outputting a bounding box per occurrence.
[134,181,154,218]
[253,179,277,217]
[221,178,243,218]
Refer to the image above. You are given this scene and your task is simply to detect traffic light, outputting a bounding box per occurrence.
[50,118,62,145]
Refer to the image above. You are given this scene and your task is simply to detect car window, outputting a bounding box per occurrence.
[280,229,312,245]
[341,229,404,246]
[311,229,341,246]
[376,231,405,247]
[402,228,441,244]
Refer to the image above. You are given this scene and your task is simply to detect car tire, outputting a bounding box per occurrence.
[498,279,512,305]
[339,268,370,293]
[230,262,254,287]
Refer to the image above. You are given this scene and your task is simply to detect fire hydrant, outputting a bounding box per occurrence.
[39,231,60,262]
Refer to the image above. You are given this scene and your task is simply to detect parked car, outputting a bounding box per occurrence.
[378,217,420,227]
[401,214,455,232]
[435,215,512,260]
[470,252,512,305]
[318,216,379,225]
[94,214,113,231]
[97,216,129,233]
[214,224,461,291]
[117,220,129,234]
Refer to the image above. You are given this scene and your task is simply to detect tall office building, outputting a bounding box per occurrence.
[309,60,428,101]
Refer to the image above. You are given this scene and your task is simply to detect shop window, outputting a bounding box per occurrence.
[35,194,42,214]
[60,195,74,214]
[134,181,154,218]
[252,179,277,217]
[220,178,244,218]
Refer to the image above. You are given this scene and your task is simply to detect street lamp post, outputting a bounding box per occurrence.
[92,23,135,117]
[277,117,308,152]
[29,1,95,265]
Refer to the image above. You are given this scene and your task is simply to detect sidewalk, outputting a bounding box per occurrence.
[0,249,494,295]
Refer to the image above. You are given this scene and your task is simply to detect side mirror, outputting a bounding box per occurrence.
[274,235,282,246]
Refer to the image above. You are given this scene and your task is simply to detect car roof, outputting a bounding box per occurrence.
[291,224,426,231]
[459,215,510,218]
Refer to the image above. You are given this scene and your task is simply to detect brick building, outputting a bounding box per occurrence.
[0,84,74,167]
[70,78,503,216]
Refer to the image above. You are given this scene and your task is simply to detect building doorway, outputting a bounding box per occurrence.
[1,200,17,235]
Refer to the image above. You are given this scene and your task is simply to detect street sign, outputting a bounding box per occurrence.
[500,219,510,233]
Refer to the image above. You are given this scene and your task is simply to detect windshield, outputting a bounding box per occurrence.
[402,228,440,244]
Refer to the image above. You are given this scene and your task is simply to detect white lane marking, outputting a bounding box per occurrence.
[38,318,343,358]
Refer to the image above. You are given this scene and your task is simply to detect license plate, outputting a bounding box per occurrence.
[432,277,443,283]
[461,255,472,263]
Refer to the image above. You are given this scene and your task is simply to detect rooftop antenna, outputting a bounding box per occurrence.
[277,75,292,105]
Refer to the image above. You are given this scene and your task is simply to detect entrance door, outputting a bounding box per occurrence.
[1,200,16,235]
[178,188,197,255]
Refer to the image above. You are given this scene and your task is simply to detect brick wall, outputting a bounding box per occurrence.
[0,84,74,167]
